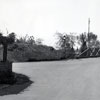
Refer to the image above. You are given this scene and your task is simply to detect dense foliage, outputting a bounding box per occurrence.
[0,31,100,62]
[7,34,64,62]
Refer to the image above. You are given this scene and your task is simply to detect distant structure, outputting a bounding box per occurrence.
[76,18,100,58]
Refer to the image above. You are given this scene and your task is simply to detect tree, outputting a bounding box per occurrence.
[78,33,87,52]
[56,32,75,58]
[56,33,75,49]
[77,32,100,57]
[16,35,35,45]
[36,38,43,45]
[87,32,98,47]
[27,36,35,45]
[78,32,99,50]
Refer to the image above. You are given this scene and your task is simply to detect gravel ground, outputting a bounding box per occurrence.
[1,58,100,100]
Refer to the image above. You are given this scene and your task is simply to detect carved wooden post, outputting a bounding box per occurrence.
[0,33,16,84]
[1,37,8,62]
[3,43,7,62]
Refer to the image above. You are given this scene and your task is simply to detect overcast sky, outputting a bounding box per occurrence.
[0,0,100,47]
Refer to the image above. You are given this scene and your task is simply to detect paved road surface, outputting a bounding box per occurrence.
[1,58,100,100]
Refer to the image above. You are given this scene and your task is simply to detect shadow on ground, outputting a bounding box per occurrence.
[0,73,33,96]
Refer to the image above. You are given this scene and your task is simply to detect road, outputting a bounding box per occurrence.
[1,58,100,100]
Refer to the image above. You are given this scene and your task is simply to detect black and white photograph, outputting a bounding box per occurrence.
[0,0,100,100]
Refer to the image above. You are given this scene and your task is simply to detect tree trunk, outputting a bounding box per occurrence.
[3,44,7,62]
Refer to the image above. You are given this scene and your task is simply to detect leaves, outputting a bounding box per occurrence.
[56,32,76,49]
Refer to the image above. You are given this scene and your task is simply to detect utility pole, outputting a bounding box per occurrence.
[87,18,90,47]
[88,18,90,34]
[86,18,91,57]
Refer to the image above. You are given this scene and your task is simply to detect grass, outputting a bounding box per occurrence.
[0,72,33,96]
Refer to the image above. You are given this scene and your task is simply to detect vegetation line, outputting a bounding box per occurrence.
[0,31,99,62]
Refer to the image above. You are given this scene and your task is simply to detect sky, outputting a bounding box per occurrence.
[0,0,100,47]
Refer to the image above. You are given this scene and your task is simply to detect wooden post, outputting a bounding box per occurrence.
[3,44,7,62]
